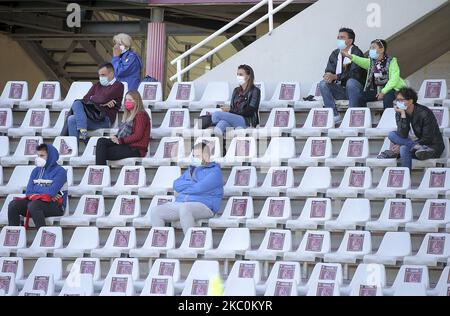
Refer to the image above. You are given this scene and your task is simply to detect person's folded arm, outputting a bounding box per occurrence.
[28,169,67,197]
[119,112,148,145]
[173,169,194,193]
[179,168,223,195]
[418,114,439,145]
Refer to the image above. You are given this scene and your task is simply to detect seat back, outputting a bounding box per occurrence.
[0,226,26,250]
[300,137,332,159]
[154,137,185,161]
[376,167,410,190]
[298,198,332,221]
[220,196,254,219]
[104,227,136,250]
[265,108,295,129]
[299,167,332,190]
[138,82,163,103]
[259,167,294,190]
[72,195,105,218]
[258,229,292,252]
[199,81,229,102]
[339,108,371,129]
[151,166,181,189]
[303,108,334,129]
[339,167,372,189]
[416,199,450,223]
[113,166,146,188]
[225,166,257,189]
[227,260,261,284]
[149,259,181,283]
[53,136,78,160]
[270,82,301,102]
[418,79,447,101]
[298,230,331,254]
[66,227,99,250]
[79,165,111,188]
[335,198,371,222]
[29,227,63,250]
[179,227,213,251]
[335,137,369,159]
[0,81,28,103]
[378,199,413,223]
[216,228,250,252]
[141,227,176,251]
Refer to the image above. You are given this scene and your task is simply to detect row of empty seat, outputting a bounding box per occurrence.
[4,106,450,140]
[1,253,449,296]
[1,79,448,112]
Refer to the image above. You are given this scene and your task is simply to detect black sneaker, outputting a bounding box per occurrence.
[415,146,435,160]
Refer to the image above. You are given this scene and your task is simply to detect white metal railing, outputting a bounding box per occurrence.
[170,0,295,82]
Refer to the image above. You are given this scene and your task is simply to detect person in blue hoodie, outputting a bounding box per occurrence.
[8,143,67,229]
[150,142,224,234]
[112,33,143,91]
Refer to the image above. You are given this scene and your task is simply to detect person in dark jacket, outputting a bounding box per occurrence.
[150,142,224,234]
[212,64,261,135]
[379,87,444,169]
[95,90,151,165]
[66,62,124,143]
[112,33,143,91]
[8,144,67,229]
[319,27,366,124]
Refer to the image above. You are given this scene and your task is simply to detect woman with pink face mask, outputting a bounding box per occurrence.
[95,91,151,165]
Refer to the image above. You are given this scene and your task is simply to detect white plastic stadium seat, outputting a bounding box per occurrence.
[152,108,190,138]
[245,229,292,261]
[154,82,195,110]
[259,261,301,295]
[405,199,450,233]
[226,260,261,288]
[181,260,219,296]
[286,198,332,230]
[325,198,371,231]
[365,199,413,232]
[99,275,134,296]
[328,108,371,138]
[189,81,229,110]
[137,82,163,108]
[325,137,369,168]
[18,81,61,109]
[0,166,34,196]
[287,167,332,198]
[406,168,450,199]
[223,166,257,196]
[0,109,13,134]
[132,195,175,228]
[59,274,94,296]
[0,226,27,257]
[215,137,257,167]
[208,196,254,228]
[1,136,43,166]
[204,228,250,260]
[284,230,330,262]
[324,230,371,263]
[403,233,450,266]
[326,167,372,198]
[148,259,181,284]
[138,166,181,197]
[0,257,24,280]
[384,265,429,296]
[346,264,385,296]
[96,195,141,228]
[294,81,324,109]
[260,81,301,110]
[251,137,296,167]
[167,227,213,259]
[129,227,175,259]
[297,263,342,295]
[265,279,298,296]
[428,266,450,296]
[249,167,294,197]
[69,136,100,167]
[365,108,396,138]
[0,81,28,108]
[366,137,398,168]
[250,108,295,138]
[102,166,146,196]
[365,167,410,199]
[246,197,291,229]
[140,276,174,296]
[68,165,111,196]
[288,137,332,168]
[363,232,412,266]
[417,79,447,106]
[16,226,63,258]
[8,108,50,137]
[306,280,340,296]
[142,137,185,167]
[59,195,105,227]
[291,108,334,138]
[90,227,136,258]
[53,227,99,258]
[0,194,25,225]
[51,82,93,110]
[42,109,70,137]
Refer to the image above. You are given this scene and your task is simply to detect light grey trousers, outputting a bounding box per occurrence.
[150,202,214,234]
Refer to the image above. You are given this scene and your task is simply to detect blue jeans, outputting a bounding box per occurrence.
[212,111,247,135]
[362,89,396,109]
[68,100,111,137]
[319,79,363,116]
[388,131,417,170]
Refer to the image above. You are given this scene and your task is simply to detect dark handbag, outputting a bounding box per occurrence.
[199,114,212,129]
[82,100,105,122]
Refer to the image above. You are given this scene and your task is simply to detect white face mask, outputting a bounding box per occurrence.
[35,157,46,167]
[236,75,246,86]
[191,157,203,167]
[119,45,127,54]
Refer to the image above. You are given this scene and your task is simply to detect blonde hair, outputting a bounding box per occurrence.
[122,91,144,123]
[113,33,132,49]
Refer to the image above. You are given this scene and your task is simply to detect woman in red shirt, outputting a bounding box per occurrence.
[95,90,151,165]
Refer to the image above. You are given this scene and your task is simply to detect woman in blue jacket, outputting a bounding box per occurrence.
[150,142,224,234]
[112,33,143,91]
[8,143,67,228]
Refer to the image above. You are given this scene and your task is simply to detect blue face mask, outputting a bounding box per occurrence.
[369,49,379,60]
[337,39,346,50]
[396,101,407,110]
[99,76,110,87]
